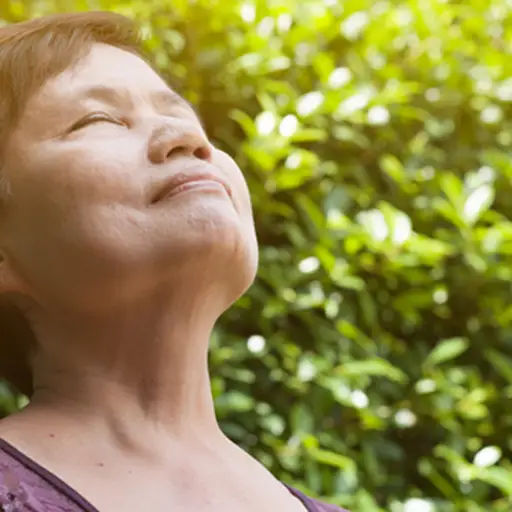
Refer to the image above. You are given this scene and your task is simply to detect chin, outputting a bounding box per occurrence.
[187,224,256,270]
[156,192,249,246]
[145,191,257,292]
[155,204,254,259]
[178,220,257,294]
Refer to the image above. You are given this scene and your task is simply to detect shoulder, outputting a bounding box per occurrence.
[286,485,350,512]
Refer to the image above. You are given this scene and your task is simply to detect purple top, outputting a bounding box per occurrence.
[0,438,348,511]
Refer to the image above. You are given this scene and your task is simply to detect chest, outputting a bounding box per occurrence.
[35,466,310,512]
[83,485,308,512]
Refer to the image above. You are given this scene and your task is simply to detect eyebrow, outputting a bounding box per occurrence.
[72,84,196,114]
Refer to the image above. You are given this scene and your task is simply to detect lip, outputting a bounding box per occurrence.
[151,167,232,204]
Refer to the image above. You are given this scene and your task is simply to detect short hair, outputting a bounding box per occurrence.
[0,11,144,397]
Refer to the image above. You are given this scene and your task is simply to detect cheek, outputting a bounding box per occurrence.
[20,139,144,209]
[6,139,147,274]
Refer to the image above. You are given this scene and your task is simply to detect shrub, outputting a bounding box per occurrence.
[1,1,511,510]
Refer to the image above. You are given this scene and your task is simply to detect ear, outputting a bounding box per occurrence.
[0,250,34,305]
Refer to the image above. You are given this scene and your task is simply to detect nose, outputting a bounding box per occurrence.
[147,119,213,165]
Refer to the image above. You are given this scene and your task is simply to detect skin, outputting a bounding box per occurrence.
[0,43,306,511]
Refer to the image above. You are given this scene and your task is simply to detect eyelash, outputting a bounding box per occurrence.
[70,113,124,132]
[69,109,199,134]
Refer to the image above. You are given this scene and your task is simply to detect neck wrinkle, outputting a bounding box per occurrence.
[25,284,226,458]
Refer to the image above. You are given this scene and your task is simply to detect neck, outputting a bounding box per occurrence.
[23,284,228,458]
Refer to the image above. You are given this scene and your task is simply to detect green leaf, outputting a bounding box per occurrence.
[463,185,495,226]
[472,466,512,495]
[229,109,256,137]
[290,128,328,143]
[337,359,408,383]
[307,447,357,471]
[440,174,464,209]
[380,154,406,184]
[425,338,469,366]
[296,192,326,234]
[485,349,512,385]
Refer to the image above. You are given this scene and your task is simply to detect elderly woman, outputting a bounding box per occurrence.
[0,10,348,512]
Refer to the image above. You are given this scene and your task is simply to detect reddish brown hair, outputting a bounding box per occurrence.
[0,11,143,397]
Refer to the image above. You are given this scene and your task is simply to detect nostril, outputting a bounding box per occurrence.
[165,145,211,161]
[166,145,187,159]
[194,146,212,161]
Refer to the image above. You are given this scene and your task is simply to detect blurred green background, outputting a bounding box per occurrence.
[1,0,512,511]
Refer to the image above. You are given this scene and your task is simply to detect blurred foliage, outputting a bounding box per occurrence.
[1,0,512,511]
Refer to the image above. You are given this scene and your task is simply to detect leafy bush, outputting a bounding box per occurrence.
[1,1,512,510]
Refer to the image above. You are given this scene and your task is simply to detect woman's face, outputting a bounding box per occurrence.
[0,43,258,314]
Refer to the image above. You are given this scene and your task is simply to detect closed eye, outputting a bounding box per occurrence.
[69,112,125,132]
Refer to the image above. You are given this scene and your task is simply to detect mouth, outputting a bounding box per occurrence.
[151,168,232,205]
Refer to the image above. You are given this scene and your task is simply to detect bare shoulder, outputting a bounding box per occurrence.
[0,413,36,452]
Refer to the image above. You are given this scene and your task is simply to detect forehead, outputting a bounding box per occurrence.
[23,43,182,120]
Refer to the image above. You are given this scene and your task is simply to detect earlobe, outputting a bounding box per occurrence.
[0,250,32,298]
